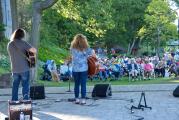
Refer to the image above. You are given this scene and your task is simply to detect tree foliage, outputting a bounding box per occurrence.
[139,0,177,51]
[173,0,179,7]
[105,0,151,53]
[17,0,32,30]
[16,0,178,58]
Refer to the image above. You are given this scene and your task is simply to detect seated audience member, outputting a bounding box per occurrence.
[41,60,52,81]
[60,62,69,75]
[99,62,108,81]
[144,61,153,79]
[174,51,179,65]
[127,59,138,80]
[155,59,165,77]
[110,62,120,79]
[60,62,72,81]
[47,60,60,82]
[168,59,179,77]
[138,59,145,78]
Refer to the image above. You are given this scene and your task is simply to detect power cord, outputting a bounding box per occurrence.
[133,115,144,120]
[105,97,134,103]
[124,105,144,120]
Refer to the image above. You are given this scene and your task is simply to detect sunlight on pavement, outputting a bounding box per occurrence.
[171,80,179,83]
[0,112,7,119]
[39,111,98,120]
[33,117,41,120]
[0,112,40,120]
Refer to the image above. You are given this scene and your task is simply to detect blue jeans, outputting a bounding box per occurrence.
[73,71,88,98]
[12,71,30,101]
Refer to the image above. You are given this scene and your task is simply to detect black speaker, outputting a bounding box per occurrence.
[5,117,9,120]
[30,85,45,100]
[173,85,179,97]
[92,84,112,97]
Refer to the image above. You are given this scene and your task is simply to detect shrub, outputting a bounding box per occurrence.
[0,55,10,69]
[38,44,69,64]
[0,38,9,55]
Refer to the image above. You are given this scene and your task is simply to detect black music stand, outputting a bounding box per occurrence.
[131,91,152,113]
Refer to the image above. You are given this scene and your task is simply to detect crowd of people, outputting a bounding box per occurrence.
[41,51,179,82]
[95,51,179,81]
[40,59,72,82]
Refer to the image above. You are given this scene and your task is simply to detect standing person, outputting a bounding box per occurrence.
[70,34,93,104]
[7,28,36,101]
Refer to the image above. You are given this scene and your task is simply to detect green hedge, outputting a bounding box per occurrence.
[0,38,8,55]
[0,38,10,75]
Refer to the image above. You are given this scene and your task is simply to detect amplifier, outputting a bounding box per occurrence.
[92,84,112,97]
[9,100,32,120]
[30,85,45,100]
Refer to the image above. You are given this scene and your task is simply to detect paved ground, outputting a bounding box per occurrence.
[0,84,179,120]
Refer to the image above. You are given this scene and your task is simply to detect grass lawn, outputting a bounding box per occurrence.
[0,67,9,75]
[37,77,179,87]
[1,65,179,87]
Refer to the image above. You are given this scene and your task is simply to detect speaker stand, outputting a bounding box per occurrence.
[131,92,152,113]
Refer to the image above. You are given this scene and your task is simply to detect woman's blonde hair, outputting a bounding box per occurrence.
[70,34,89,51]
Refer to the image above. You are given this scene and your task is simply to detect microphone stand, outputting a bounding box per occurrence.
[66,63,72,92]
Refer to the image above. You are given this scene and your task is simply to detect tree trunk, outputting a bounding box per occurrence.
[127,43,131,54]
[138,39,142,50]
[10,0,18,31]
[0,0,4,39]
[31,9,41,48]
[156,27,160,57]
[129,38,136,55]
[31,8,41,83]
[31,0,58,47]
[30,0,58,83]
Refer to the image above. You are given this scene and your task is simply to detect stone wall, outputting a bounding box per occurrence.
[0,73,12,88]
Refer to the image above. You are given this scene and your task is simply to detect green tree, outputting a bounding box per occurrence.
[40,0,115,49]
[139,0,177,56]
[17,0,32,30]
[173,0,179,6]
[104,0,150,54]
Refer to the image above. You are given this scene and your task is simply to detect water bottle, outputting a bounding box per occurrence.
[20,112,25,120]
